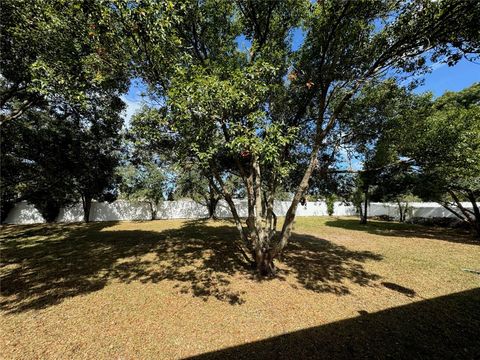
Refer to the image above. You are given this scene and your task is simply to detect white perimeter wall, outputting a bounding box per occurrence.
[3,200,476,225]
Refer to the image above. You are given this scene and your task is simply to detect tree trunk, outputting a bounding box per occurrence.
[211,155,279,275]
[148,201,157,220]
[404,201,409,222]
[466,192,480,238]
[255,247,276,276]
[449,190,479,238]
[397,199,404,222]
[207,189,219,219]
[249,155,278,276]
[360,187,368,224]
[274,142,321,260]
[210,168,254,265]
[82,195,92,223]
[211,88,352,275]
[269,89,345,263]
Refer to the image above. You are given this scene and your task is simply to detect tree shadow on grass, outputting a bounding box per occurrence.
[1,220,382,313]
[282,233,382,295]
[187,287,480,359]
[324,218,478,245]
[381,282,416,297]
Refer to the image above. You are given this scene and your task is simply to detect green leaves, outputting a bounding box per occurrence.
[114,1,480,218]
[403,83,480,199]
[1,0,130,125]
[118,161,166,204]
[166,59,280,164]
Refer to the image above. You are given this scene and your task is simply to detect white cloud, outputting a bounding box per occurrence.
[430,62,447,71]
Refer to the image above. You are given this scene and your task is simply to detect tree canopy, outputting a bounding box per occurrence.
[1,91,124,222]
[0,0,129,125]
[402,83,480,235]
[105,0,480,272]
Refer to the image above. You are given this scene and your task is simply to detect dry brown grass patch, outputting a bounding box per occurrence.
[1,217,479,359]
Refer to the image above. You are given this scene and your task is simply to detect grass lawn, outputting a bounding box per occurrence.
[1,217,479,359]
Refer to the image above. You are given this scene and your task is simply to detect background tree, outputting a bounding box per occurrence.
[369,164,420,222]
[109,0,480,274]
[0,0,129,125]
[117,161,166,220]
[336,78,431,223]
[128,105,245,219]
[68,94,125,222]
[1,0,129,223]
[0,118,29,222]
[174,164,221,219]
[0,92,124,223]
[325,195,335,217]
[402,83,480,236]
[1,109,77,222]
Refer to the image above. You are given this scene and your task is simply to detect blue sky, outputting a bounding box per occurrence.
[414,59,480,96]
[121,78,147,127]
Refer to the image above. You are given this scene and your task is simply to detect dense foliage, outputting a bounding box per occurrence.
[107,0,479,272]
[403,84,480,235]
[1,92,124,222]
[0,0,129,125]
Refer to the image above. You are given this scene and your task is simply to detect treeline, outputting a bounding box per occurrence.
[2,82,479,234]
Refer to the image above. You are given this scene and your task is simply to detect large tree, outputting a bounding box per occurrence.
[1,0,129,222]
[0,92,124,223]
[68,94,125,222]
[1,107,78,222]
[402,83,480,237]
[108,0,480,274]
[0,0,129,125]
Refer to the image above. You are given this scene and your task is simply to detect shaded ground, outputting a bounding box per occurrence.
[0,220,382,312]
[189,288,480,360]
[1,217,479,359]
[324,217,476,244]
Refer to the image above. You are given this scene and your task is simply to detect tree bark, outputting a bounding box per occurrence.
[270,87,356,266]
[210,168,254,265]
[273,142,320,261]
[466,191,480,238]
[358,200,363,220]
[251,155,278,275]
[397,199,404,222]
[255,248,276,276]
[443,190,480,239]
[439,201,464,220]
[82,195,92,223]
[360,187,368,224]
[207,196,219,219]
[205,179,220,219]
[148,201,157,220]
[449,190,475,224]
[397,199,408,222]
